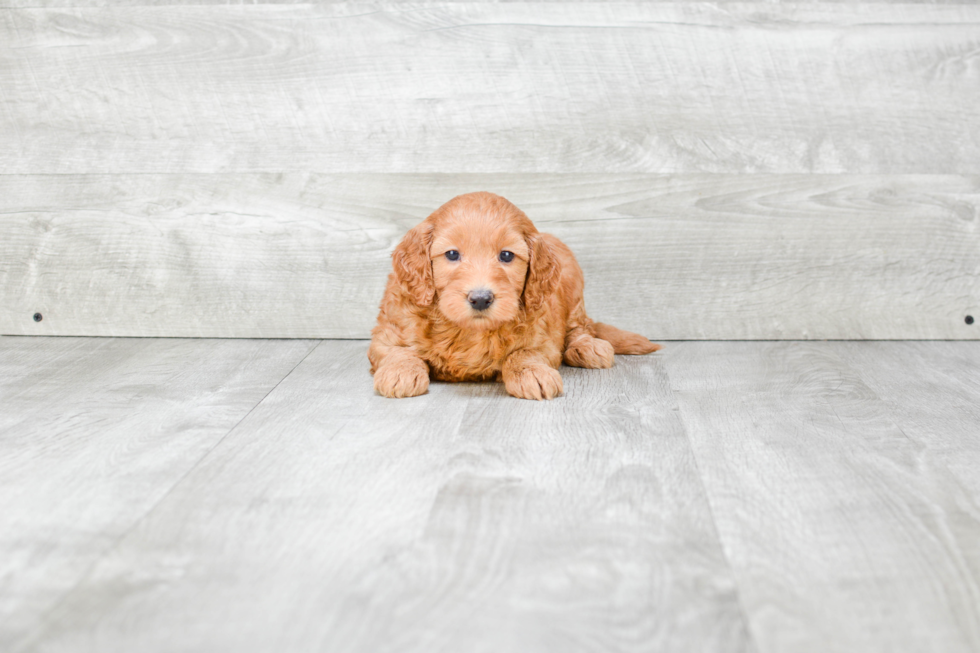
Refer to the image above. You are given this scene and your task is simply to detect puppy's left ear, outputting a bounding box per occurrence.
[392,221,435,306]
[523,233,560,312]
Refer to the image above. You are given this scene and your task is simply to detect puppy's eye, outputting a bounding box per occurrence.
[445,250,460,261]
[499,250,515,263]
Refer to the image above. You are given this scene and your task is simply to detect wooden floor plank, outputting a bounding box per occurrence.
[664,342,980,653]
[17,341,751,653]
[0,336,317,651]
[829,342,980,496]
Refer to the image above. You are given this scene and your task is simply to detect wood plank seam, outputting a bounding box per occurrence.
[662,355,764,653]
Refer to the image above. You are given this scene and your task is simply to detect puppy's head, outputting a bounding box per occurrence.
[392,192,558,330]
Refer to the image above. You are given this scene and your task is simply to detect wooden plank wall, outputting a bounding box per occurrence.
[1,2,978,339]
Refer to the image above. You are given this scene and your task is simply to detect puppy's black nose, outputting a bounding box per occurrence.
[467,289,494,311]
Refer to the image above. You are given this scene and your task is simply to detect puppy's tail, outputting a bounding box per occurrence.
[594,322,662,355]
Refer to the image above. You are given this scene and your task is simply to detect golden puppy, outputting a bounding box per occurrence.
[369,192,661,400]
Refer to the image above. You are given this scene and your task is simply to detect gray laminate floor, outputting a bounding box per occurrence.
[1,337,978,653]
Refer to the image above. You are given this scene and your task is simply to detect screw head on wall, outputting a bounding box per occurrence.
[33,313,43,322]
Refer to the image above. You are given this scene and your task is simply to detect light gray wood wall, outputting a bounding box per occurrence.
[1,3,978,338]
[2,174,978,339]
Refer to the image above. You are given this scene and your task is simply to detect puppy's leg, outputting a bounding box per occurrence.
[371,346,430,398]
[502,349,563,400]
[562,299,614,369]
[563,327,615,369]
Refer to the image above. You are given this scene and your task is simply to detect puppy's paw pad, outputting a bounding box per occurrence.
[374,363,429,398]
[564,337,614,369]
[505,365,563,400]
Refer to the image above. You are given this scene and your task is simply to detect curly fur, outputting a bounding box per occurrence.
[369,192,661,400]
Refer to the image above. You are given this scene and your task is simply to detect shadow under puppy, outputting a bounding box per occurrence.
[369,192,661,400]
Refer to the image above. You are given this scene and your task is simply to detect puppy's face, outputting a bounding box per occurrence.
[430,213,530,330]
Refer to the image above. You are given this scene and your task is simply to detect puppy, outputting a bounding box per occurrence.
[369,192,661,400]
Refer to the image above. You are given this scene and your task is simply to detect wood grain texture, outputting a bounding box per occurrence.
[1,3,979,174]
[1,173,977,339]
[830,341,980,496]
[0,336,316,651]
[4,0,974,7]
[15,340,751,653]
[665,341,980,653]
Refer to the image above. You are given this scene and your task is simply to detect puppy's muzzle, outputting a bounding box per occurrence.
[467,289,494,312]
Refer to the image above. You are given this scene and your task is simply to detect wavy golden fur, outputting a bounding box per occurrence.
[369,192,661,400]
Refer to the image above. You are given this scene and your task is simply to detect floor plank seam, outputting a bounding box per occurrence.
[10,339,325,653]
[660,355,762,653]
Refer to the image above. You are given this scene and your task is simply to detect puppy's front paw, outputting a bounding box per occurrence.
[564,336,614,369]
[505,364,563,401]
[374,360,429,398]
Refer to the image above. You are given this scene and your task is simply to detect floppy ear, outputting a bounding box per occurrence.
[523,233,560,312]
[391,221,435,306]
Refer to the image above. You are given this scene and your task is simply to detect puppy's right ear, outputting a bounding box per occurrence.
[391,221,435,306]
